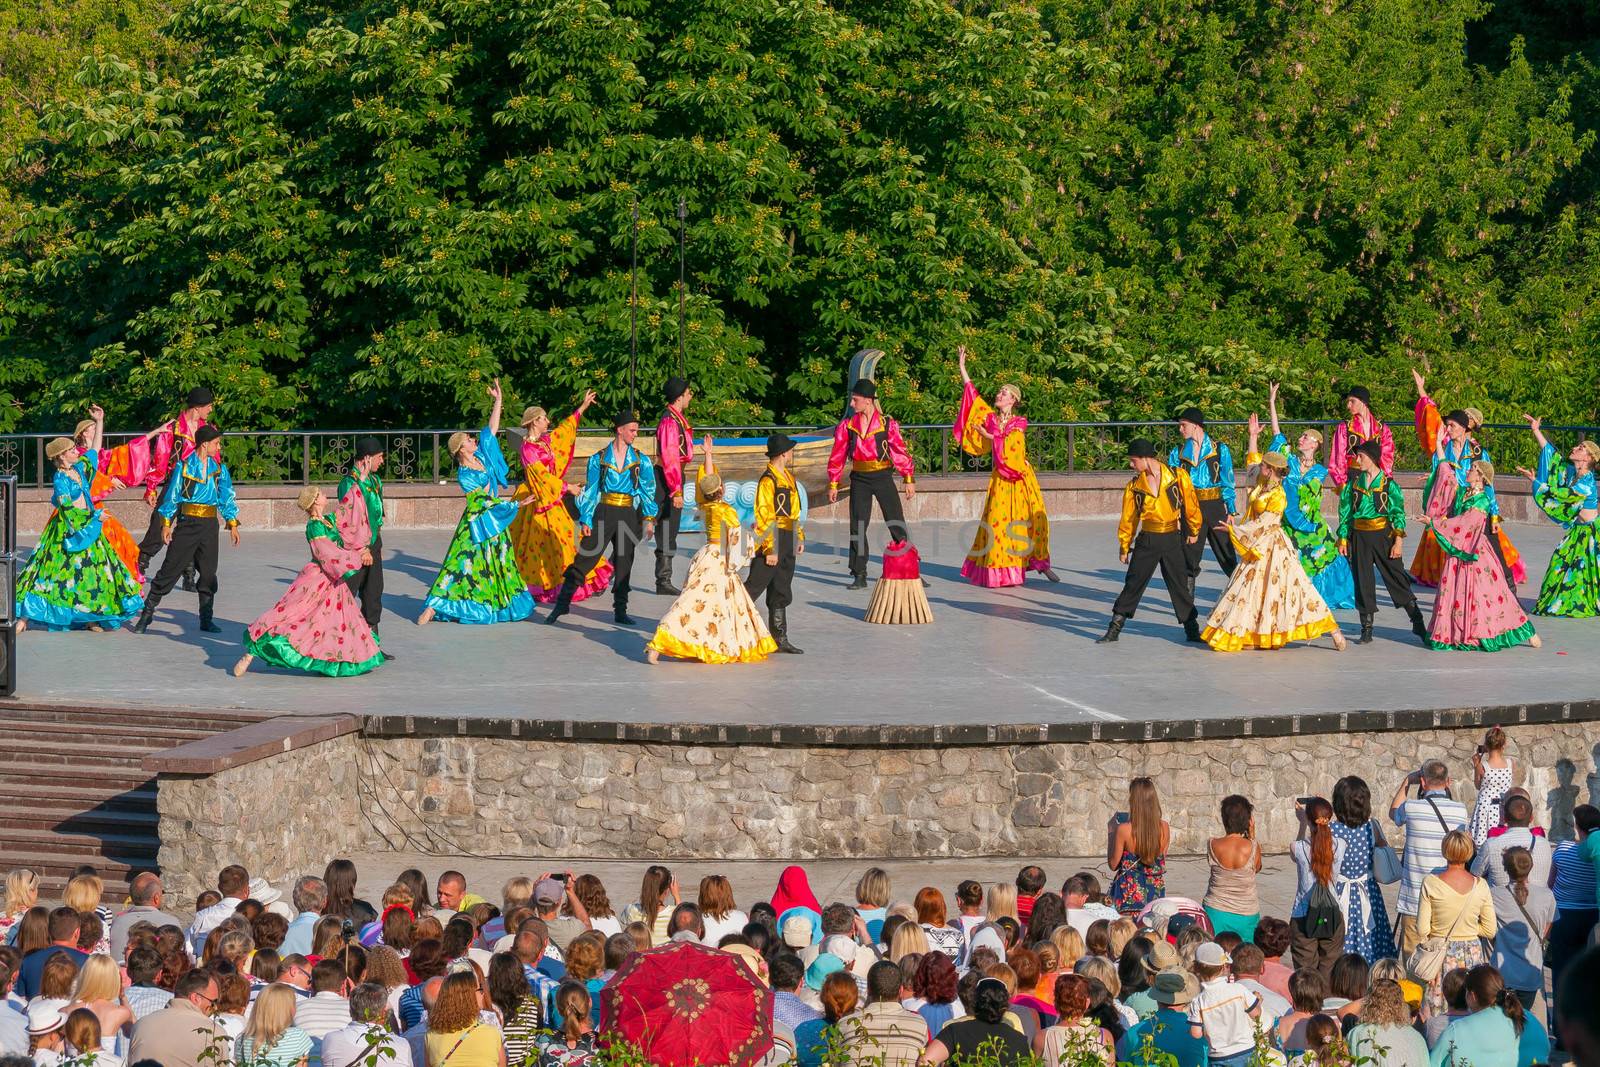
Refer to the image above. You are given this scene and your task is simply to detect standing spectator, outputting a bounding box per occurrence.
[1348,979,1429,1067]
[425,972,504,1067]
[1015,867,1046,926]
[1290,798,1347,981]
[1391,761,1470,957]
[121,947,170,1021]
[321,982,412,1067]
[187,865,250,957]
[697,876,748,946]
[127,970,230,1067]
[1062,874,1118,938]
[1330,775,1398,962]
[1417,830,1497,1014]
[1252,918,1295,1000]
[1550,804,1599,1043]
[282,876,327,958]
[18,911,87,1000]
[855,869,890,944]
[1109,778,1169,914]
[1490,846,1555,1014]
[236,983,313,1067]
[1117,970,1205,1067]
[914,889,965,965]
[620,867,679,946]
[841,962,926,1067]
[434,871,485,916]
[1555,944,1600,1067]
[293,958,352,1046]
[1203,795,1262,940]
[1473,794,1553,890]
[571,875,620,939]
[0,872,37,944]
[924,978,1033,1065]
[1468,726,1515,845]
[534,876,587,953]
[108,875,183,962]
[1188,942,1261,1067]
[1428,965,1540,1067]
[795,971,856,1067]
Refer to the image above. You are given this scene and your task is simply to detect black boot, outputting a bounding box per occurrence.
[130,597,160,635]
[655,580,681,596]
[544,577,578,624]
[197,596,222,633]
[180,565,198,593]
[613,589,634,627]
[1184,618,1205,643]
[1042,567,1061,583]
[1357,614,1374,644]
[846,574,868,590]
[770,608,803,654]
[1096,614,1127,644]
[1406,602,1429,642]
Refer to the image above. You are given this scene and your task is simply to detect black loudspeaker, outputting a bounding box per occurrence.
[0,620,13,697]
[0,475,15,696]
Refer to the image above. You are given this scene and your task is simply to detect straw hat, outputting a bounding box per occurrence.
[696,469,723,500]
[44,438,75,461]
[519,406,547,428]
[1260,451,1289,473]
[447,431,471,456]
[73,419,96,440]
[295,486,320,512]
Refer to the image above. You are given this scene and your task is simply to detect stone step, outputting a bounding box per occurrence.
[0,765,156,788]
[0,720,223,746]
[8,784,159,811]
[0,703,269,733]
[0,807,159,834]
[0,847,154,881]
[0,739,151,769]
[0,827,159,860]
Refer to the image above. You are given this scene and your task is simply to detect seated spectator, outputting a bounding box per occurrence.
[1230,943,1291,1023]
[924,978,1033,1065]
[1118,970,1206,1067]
[489,953,541,1063]
[1296,1013,1344,1067]
[211,972,250,1042]
[981,963,1038,1043]
[0,960,27,1054]
[698,876,749,947]
[1062,873,1119,938]
[282,876,327,958]
[571,875,620,940]
[1006,948,1054,1026]
[426,971,503,1067]
[187,865,250,957]
[322,982,411,1067]
[1015,867,1046,926]
[108,875,182,962]
[1326,953,1370,1022]
[668,903,705,944]
[1429,964,1547,1067]
[18,910,86,1000]
[532,982,595,1067]
[952,881,985,937]
[237,983,313,1067]
[1073,956,1133,1031]
[59,1007,115,1067]
[1278,966,1327,1053]
[914,889,965,966]
[1348,978,1428,1067]
[1556,944,1599,1067]
[770,954,819,1032]
[252,912,290,955]
[30,952,81,1012]
[1252,917,1295,1001]
[854,869,890,945]
[905,952,961,1035]
[26,1003,66,1066]
[127,970,230,1067]
[65,956,131,1042]
[840,962,926,1067]
[1037,973,1114,1066]
[294,957,352,1045]
[620,866,679,946]
[535,876,587,953]
[435,871,486,917]
[400,976,443,1067]
[795,971,856,1067]
[1024,893,1067,947]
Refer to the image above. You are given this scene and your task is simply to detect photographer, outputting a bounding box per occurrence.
[1389,761,1469,956]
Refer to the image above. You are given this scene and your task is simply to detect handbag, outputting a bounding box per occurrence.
[1408,895,1472,984]
[1371,820,1402,885]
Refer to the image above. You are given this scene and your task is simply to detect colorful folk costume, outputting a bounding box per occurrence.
[1266,432,1355,609]
[16,441,144,631]
[1326,386,1394,488]
[70,419,156,582]
[1169,409,1237,588]
[137,390,211,584]
[1336,442,1429,645]
[546,411,659,626]
[828,380,915,590]
[1200,454,1344,652]
[1424,475,1538,652]
[653,377,695,595]
[132,427,239,634]
[1528,441,1600,618]
[864,541,935,625]
[422,426,535,624]
[337,437,389,645]
[1409,398,1524,588]
[952,380,1055,587]
[240,487,384,676]
[744,434,806,653]
[510,406,612,604]
[1098,439,1204,644]
[647,467,778,664]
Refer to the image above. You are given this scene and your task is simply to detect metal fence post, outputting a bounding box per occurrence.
[1067,426,1075,472]
[941,434,949,476]
[302,434,312,483]
[432,435,440,482]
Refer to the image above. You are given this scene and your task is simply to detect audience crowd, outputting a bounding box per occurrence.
[0,731,1592,1067]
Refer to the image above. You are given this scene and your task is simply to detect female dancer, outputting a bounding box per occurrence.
[1419,460,1539,651]
[233,485,384,677]
[1408,369,1523,588]
[509,388,612,603]
[1200,416,1347,652]
[418,378,538,625]
[1266,383,1355,609]
[647,439,778,664]
[1516,414,1599,617]
[16,418,144,633]
[1326,385,1392,487]
[952,345,1058,586]
[71,409,171,582]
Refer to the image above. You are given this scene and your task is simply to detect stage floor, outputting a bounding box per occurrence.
[10,519,1595,727]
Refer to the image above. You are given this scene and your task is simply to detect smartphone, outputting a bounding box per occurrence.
[551,873,569,883]
[1297,797,1318,807]
[341,919,356,943]
[1114,812,1130,825]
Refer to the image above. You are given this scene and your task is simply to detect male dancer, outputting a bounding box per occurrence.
[138,386,214,586]
[546,410,657,626]
[827,380,915,590]
[1168,407,1236,594]
[1337,440,1428,644]
[653,377,695,595]
[1327,385,1394,486]
[1097,438,1203,644]
[131,425,240,634]
[745,433,805,654]
[338,437,390,656]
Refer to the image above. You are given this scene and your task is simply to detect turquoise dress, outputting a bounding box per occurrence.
[17,451,144,630]
[1269,434,1355,609]
[423,426,535,623]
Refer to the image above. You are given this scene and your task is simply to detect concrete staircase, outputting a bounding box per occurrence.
[0,703,270,901]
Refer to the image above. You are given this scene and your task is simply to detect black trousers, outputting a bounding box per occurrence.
[847,469,909,578]
[1184,496,1237,578]
[746,529,797,611]
[1350,527,1417,614]
[653,470,684,585]
[1549,906,1597,1034]
[1111,530,1196,624]
[137,509,167,573]
[566,503,641,607]
[149,516,219,604]
[343,534,384,629]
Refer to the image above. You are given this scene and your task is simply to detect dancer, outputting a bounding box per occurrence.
[647,439,778,664]
[1096,438,1203,644]
[827,380,915,590]
[510,389,612,605]
[1200,432,1346,652]
[545,409,658,626]
[1419,461,1539,652]
[1336,441,1428,644]
[70,409,170,582]
[131,425,240,634]
[418,379,537,626]
[1408,369,1523,588]
[653,377,695,595]
[1265,383,1355,609]
[745,433,805,654]
[15,430,144,633]
[1515,414,1599,617]
[337,437,389,651]
[1326,385,1393,487]
[952,345,1058,587]
[233,486,384,677]
[137,386,214,584]
[1168,407,1237,589]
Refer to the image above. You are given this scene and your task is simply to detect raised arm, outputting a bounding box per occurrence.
[88,404,106,453]
[1523,413,1549,454]
[1268,382,1281,441]
[958,344,971,384]
[487,378,504,435]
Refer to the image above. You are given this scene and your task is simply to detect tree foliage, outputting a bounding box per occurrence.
[0,0,1595,436]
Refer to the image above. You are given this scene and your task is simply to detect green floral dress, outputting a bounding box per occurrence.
[423,426,535,623]
[18,451,144,630]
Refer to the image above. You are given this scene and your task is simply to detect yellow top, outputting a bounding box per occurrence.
[752,463,804,554]
[1118,465,1202,555]
[702,497,741,546]
[1416,874,1497,941]
[424,1023,503,1067]
[1244,482,1287,520]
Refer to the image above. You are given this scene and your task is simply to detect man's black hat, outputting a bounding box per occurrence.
[1127,438,1158,460]
[613,409,640,429]
[851,380,877,400]
[196,425,222,446]
[664,377,690,405]
[186,387,214,408]
[354,436,384,461]
[767,433,797,459]
[1176,407,1204,428]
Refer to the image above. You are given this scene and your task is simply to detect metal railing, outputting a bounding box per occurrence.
[0,420,1591,487]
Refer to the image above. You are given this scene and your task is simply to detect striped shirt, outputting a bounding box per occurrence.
[1553,840,1599,912]
[123,984,173,1022]
[1392,792,1469,915]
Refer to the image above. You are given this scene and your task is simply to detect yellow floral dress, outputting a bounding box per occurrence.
[953,381,1052,586]
[1201,482,1340,651]
[510,412,613,602]
[647,496,779,664]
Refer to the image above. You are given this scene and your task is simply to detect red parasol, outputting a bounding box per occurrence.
[600,941,774,1067]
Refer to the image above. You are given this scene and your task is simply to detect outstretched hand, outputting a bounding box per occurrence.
[89,403,105,421]
[1522,413,1541,432]
[957,344,970,382]
[1411,367,1426,397]
[487,377,503,403]
[578,388,598,413]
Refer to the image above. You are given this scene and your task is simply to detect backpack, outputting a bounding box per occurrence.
[1304,882,1341,939]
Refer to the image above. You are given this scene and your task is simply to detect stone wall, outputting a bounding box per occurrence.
[156,720,1600,899]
